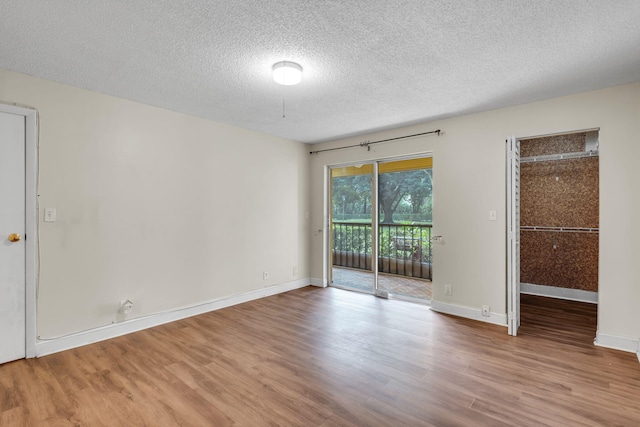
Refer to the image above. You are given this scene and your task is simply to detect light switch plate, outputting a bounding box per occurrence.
[44,208,57,222]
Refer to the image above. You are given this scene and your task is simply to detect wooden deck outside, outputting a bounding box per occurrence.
[332,266,432,300]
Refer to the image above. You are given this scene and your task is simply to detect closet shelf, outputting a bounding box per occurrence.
[520,226,599,234]
[520,150,598,163]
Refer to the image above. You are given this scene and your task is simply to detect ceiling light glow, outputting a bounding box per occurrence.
[273,61,303,85]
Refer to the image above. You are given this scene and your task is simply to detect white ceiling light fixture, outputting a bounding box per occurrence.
[273,61,303,85]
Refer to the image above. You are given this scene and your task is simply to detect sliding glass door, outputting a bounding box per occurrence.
[377,158,433,301]
[329,156,433,302]
[329,164,375,293]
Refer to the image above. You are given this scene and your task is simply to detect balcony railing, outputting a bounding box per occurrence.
[332,222,432,280]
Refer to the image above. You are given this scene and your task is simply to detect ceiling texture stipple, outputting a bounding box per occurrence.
[1,1,640,143]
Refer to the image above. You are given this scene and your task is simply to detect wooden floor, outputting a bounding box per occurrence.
[2,289,639,426]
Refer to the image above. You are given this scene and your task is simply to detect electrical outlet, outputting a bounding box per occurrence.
[482,305,490,317]
[263,271,269,281]
[444,284,452,296]
[293,266,298,277]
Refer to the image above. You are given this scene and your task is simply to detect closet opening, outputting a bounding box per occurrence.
[518,130,599,339]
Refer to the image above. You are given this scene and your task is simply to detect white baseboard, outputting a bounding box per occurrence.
[521,283,598,304]
[35,278,311,357]
[310,277,326,287]
[430,300,507,327]
[595,331,640,358]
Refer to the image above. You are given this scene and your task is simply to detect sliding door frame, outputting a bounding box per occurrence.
[326,161,377,293]
[324,152,432,298]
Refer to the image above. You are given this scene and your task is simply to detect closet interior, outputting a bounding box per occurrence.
[519,131,599,301]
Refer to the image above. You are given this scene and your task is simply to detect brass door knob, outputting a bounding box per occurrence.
[8,233,21,242]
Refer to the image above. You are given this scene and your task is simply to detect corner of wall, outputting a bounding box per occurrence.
[594,331,640,358]
[310,278,326,287]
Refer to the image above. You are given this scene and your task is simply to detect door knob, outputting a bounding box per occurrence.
[8,233,21,242]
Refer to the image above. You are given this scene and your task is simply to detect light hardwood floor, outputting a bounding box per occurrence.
[1,287,639,426]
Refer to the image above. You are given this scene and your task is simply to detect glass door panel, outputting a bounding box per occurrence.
[377,158,433,301]
[330,165,375,293]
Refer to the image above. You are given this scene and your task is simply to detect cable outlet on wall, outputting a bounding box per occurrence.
[444,284,452,296]
[482,305,490,317]
[119,299,133,315]
[263,271,269,281]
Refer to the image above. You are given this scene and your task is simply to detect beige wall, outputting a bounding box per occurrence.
[309,83,640,342]
[2,66,638,350]
[0,69,310,338]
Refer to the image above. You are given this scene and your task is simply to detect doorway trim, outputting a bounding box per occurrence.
[0,102,38,358]
[506,127,601,338]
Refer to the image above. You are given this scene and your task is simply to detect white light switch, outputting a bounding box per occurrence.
[489,210,497,221]
[44,208,57,222]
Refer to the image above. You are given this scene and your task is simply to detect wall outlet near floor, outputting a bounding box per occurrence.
[263,271,269,281]
[444,284,452,296]
[119,299,133,315]
[293,266,298,277]
[482,305,490,317]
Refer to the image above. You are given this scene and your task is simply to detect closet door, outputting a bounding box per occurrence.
[507,136,521,336]
[0,111,26,363]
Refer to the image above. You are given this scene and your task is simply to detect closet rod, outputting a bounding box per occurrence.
[520,226,599,233]
[520,150,598,164]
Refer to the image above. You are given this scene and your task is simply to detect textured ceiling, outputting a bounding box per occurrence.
[1,1,640,143]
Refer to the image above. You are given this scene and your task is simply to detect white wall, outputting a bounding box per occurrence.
[0,69,310,339]
[309,83,640,349]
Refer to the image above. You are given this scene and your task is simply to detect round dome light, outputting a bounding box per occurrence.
[273,61,303,85]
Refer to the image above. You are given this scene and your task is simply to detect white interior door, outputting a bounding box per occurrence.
[507,136,521,336]
[0,111,26,364]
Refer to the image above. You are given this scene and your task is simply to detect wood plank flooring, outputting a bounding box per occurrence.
[1,288,639,426]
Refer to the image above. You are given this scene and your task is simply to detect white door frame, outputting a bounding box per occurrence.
[506,136,520,336]
[0,103,38,358]
[507,128,601,337]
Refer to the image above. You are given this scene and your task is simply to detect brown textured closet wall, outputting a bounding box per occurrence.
[520,133,599,292]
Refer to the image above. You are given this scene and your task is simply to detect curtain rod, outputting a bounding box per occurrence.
[309,129,441,155]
